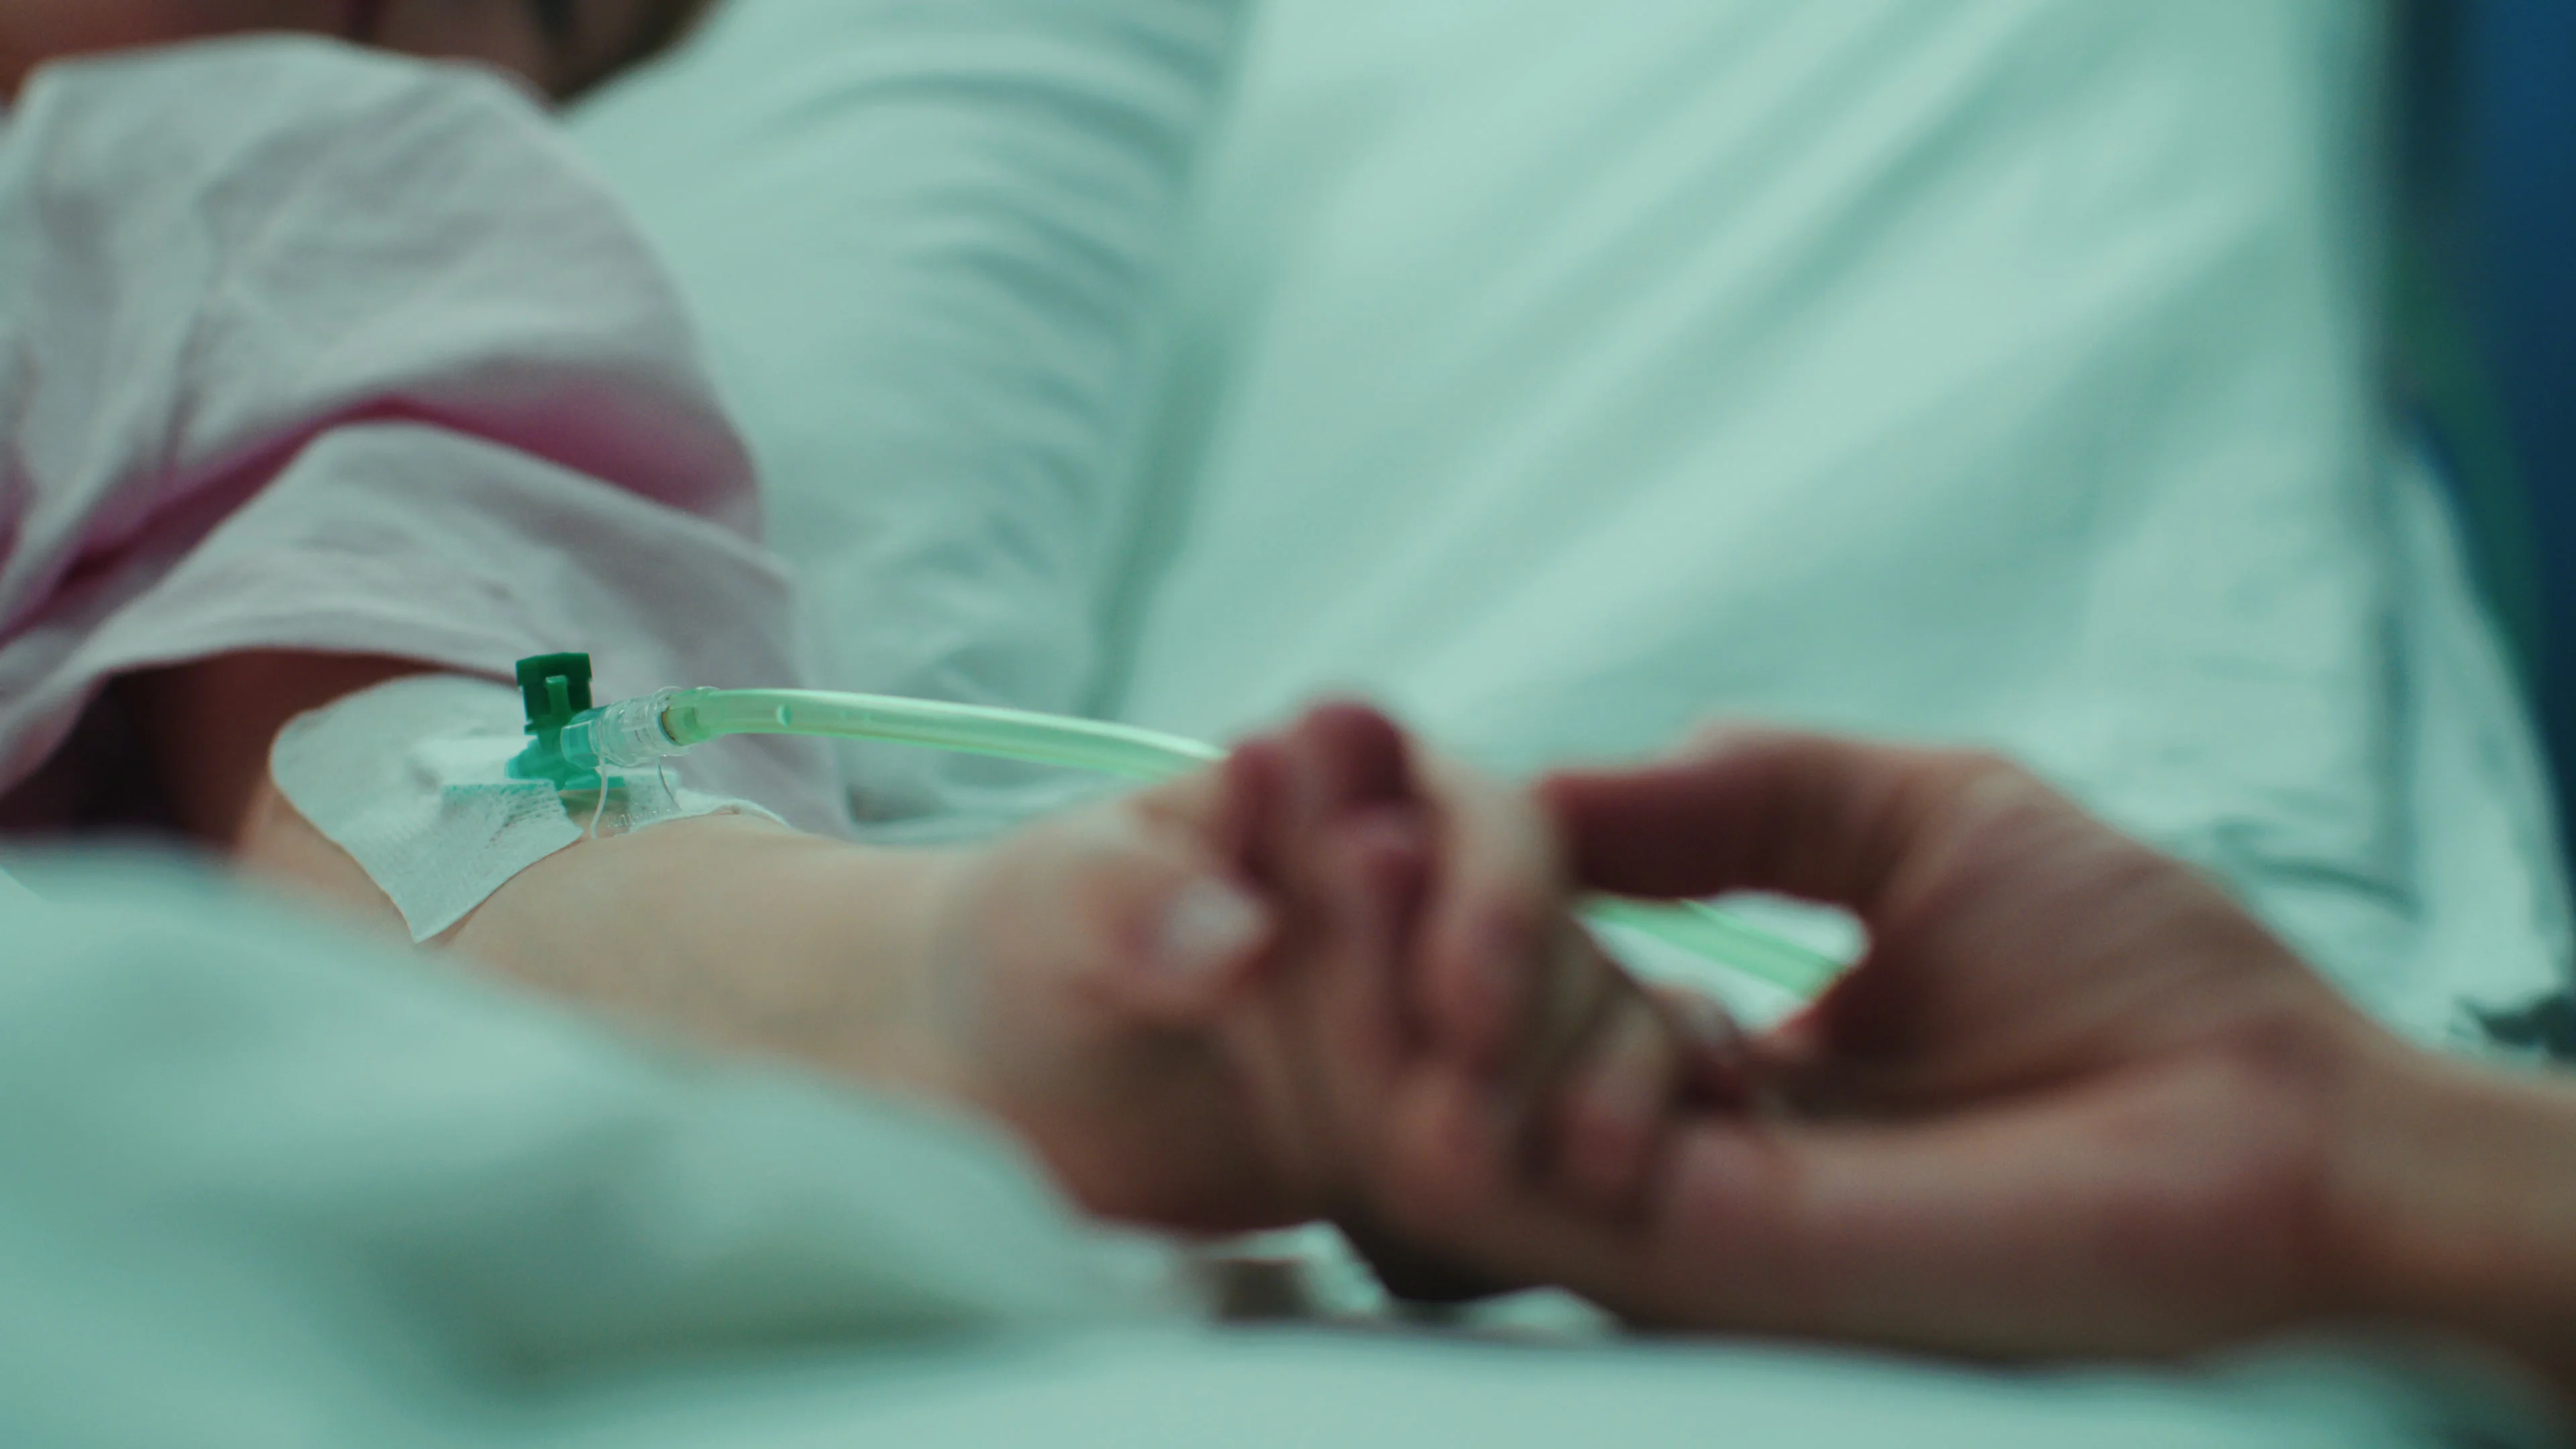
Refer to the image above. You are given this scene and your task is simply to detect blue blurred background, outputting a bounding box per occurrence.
[2405,0,2576,871]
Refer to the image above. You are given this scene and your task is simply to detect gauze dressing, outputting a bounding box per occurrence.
[271,674,773,940]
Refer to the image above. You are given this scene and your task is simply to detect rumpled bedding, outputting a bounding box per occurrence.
[0,38,838,833]
[0,862,1177,1446]
[0,865,2557,1447]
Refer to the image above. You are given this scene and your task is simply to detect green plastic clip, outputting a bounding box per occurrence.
[508,651,600,790]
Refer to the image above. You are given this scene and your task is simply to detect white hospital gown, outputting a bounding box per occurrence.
[0,37,841,835]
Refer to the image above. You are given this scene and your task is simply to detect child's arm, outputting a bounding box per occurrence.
[123,651,964,1091]
[122,647,1326,1233]
[122,651,425,935]
[131,649,1709,1252]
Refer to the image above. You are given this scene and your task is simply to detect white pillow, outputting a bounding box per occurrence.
[570,0,1245,830]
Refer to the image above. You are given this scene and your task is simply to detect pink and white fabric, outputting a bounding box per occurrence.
[0,37,841,835]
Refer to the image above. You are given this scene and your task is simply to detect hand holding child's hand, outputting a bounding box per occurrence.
[1334,727,2387,1358]
[922,700,1727,1258]
[1206,704,1739,1295]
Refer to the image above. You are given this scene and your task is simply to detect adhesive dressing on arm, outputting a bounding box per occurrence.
[269,674,775,941]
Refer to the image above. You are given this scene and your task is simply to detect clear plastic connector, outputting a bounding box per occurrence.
[555,688,688,771]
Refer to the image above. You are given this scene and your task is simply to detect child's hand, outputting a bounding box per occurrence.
[907,761,1292,1233]
[910,712,1487,1235]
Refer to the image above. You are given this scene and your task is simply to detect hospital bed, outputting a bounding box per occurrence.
[20,1,2556,1444]
[575,0,2574,1045]
[2,867,2553,1446]
[556,0,2576,1441]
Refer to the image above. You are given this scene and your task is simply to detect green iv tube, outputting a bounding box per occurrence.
[665,688,1224,782]
[525,659,1844,999]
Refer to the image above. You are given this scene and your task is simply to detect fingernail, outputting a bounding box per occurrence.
[1155,875,1269,976]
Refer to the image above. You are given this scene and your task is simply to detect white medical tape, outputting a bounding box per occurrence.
[270,674,777,942]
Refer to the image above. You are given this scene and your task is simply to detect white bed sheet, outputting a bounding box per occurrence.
[1,869,2553,1448]
[1102,0,2573,1042]
[538,1328,2549,1449]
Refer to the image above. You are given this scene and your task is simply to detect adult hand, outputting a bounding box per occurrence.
[1364,727,2408,1358]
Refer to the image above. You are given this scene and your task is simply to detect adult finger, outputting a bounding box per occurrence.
[1287,700,1414,812]
[1537,729,2062,927]
[1539,979,1682,1217]
[1199,709,1434,1216]
[1210,802,1434,1229]
[1311,806,1434,1188]
[1373,1059,2320,1357]
[1412,752,1572,1068]
[1251,701,1589,1079]
[1228,702,1409,914]
[1263,703,1560,1073]
[1307,816,1539,1304]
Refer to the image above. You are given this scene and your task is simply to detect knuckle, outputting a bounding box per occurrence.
[1911,749,2067,843]
[1934,747,2041,800]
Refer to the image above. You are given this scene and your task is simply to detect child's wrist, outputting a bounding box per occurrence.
[449,815,977,1099]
